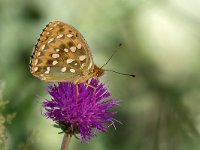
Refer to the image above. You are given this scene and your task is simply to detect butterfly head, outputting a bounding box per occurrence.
[93,65,104,77]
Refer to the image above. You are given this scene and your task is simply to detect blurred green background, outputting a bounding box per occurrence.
[0,0,200,150]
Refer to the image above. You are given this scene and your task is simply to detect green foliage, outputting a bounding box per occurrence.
[0,82,16,149]
[16,131,38,150]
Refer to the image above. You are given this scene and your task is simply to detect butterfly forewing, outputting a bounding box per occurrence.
[30,21,94,82]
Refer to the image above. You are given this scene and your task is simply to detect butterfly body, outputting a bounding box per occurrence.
[30,21,104,84]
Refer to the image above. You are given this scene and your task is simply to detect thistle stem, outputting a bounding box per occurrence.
[60,133,71,150]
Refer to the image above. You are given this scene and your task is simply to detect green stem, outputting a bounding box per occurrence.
[60,133,71,150]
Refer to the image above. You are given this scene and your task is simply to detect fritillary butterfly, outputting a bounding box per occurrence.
[29,21,104,84]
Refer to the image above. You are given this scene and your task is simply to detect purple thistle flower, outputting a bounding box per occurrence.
[42,78,120,142]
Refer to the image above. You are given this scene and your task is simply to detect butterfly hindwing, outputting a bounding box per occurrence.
[30,21,94,82]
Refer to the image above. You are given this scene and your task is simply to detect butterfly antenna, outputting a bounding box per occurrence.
[105,69,135,77]
[101,43,122,68]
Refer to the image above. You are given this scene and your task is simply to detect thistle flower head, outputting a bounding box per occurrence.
[43,78,119,142]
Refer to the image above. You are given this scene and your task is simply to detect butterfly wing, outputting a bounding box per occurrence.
[30,21,94,82]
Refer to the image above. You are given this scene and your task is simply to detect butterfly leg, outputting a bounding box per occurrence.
[83,82,96,103]
[75,84,79,105]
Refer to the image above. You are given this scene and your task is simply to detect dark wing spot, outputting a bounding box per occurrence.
[59,44,67,49]
[67,42,74,47]
[46,59,53,65]
[59,28,65,32]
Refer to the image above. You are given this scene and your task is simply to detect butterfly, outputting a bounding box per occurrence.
[29,21,104,84]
